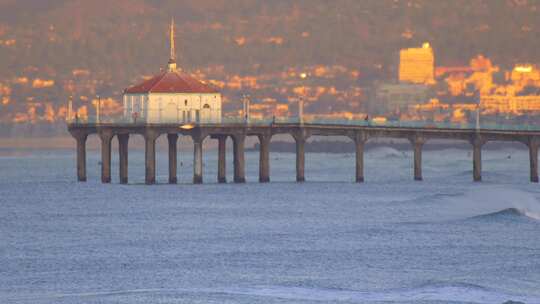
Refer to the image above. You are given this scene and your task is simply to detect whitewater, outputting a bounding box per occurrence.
[1,145,539,304]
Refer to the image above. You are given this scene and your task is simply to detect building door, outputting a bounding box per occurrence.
[165,102,177,123]
[201,104,211,123]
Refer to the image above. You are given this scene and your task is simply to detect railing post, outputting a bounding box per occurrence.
[258,134,271,183]
[217,135,227,183]
[232,133,246,183]
[529,138,539,183]
[118,134,129,184]
[99,129,113,184]
[168,133,178,184]
[144,129,159,185]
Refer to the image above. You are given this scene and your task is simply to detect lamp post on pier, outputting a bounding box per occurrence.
[298,72,308,125]
[242,94,250,124]
[475,101,481,132]
[67,95,73,123]
[96,94,101,124]
[298,96,304,125]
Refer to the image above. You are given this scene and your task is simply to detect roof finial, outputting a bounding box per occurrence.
[168,17,178,72]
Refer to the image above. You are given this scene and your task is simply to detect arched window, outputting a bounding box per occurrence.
[184,99,188,106]
[203,104,210,109]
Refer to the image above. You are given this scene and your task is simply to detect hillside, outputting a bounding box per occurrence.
[0,0,539,135]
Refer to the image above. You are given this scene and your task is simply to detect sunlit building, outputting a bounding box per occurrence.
[375,83,431,113]
[481,94,540,114]
[509,64,540,91]
[399,43,435,84]
[123,20,222,124]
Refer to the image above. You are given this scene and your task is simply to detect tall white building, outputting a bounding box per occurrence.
[399,42,435,85]
[123,19,222,124]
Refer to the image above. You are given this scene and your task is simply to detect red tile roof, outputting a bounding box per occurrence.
[124,71,219,94]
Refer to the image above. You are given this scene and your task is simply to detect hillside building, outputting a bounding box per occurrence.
[374,83,431,113]
[399,43,435,84]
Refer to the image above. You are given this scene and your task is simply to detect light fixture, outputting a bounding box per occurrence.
[180,124,195,130]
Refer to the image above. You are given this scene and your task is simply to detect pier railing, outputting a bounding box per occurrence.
[67,114,540,131]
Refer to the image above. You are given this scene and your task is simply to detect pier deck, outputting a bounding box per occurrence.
[68,121,540,184]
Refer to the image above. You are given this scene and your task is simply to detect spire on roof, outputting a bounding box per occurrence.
[168,18,178,72]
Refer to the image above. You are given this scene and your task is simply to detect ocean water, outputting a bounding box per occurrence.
[1,145,540,304]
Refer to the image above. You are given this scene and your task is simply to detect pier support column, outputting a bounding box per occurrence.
[217,135,227,183]
[193,134,204,184]
[73,132,88,182]
[168,134,178,184]
[295,135,306,183]
[529,138,539,183]
[410,136,426,181]
[99,130,113,184]
[233,134,246,183]
[118,134,129,184]
[144,130,159,185]
[353,132,367,183]
[258,134,271,183]
[472,136,485,182]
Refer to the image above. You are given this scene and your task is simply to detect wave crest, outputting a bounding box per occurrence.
[471,208,540,221]
[204,283,538,304]
[8,283,539,304]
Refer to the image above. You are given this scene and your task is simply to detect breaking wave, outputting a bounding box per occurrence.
[471,207,540,221]
[208,283,540,303]
[368,147,407,159]
[10,283,539,304]
[442,186,540,222]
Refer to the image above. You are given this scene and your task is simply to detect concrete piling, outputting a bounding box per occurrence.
[258,134,271,183]
[295,136,305,182]
[217,135,227,183]
[118,134,129,184]
[353,132,367,183]
[193,135,204,184]
[99,131,113,184]
[233,134,246,183]
[529,139,539,183]
[144,130,158,185]
[472,137,484,182]
[411,136,425,181]
[413,143,423,181]
[168,134,178,184]
[75,133,87,182]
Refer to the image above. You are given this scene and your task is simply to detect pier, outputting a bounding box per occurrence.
[68,120,540,184]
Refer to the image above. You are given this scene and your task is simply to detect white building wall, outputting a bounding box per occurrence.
[123,93,146,123]
[123,93,222,124]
